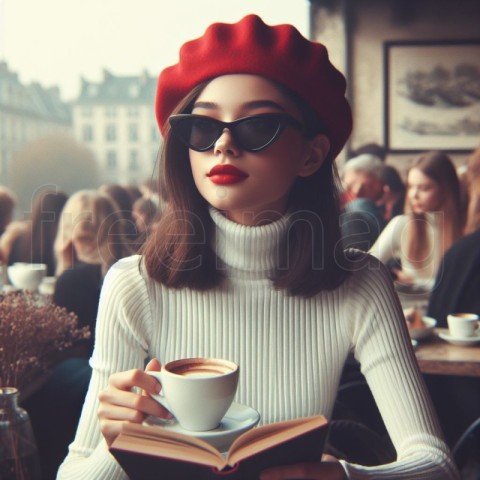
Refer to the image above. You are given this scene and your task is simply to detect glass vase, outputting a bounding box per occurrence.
[0,387,41,480]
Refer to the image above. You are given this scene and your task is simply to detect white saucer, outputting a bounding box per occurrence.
[144,402,260,451]
[406,316,437,341]
[438,331,480,347]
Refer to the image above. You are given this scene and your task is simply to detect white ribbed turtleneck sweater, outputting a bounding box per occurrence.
[58,208,458,479]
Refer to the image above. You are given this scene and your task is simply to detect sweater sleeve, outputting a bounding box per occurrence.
[340,255,459,479]
[57,255,153,480]
[369,214,406,264]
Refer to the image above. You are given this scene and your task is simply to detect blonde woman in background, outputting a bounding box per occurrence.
[370,150,463,288]
[54,190,131,277]
[53,190,132,353]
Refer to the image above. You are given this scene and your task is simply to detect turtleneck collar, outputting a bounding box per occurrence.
[209,207,290,275]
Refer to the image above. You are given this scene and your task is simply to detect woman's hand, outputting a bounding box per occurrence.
[97,358,172,446]
[391,268,415,285]
[260,454,347,480]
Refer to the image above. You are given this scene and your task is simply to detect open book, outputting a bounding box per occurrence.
[110,415,329,480]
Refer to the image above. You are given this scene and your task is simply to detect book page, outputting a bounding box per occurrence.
[227,415,327,466]
[114,423,228,470]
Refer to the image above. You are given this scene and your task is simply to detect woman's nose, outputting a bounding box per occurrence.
[214,128,241,156]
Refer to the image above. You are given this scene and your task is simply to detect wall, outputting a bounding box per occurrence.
[310,0,480,171]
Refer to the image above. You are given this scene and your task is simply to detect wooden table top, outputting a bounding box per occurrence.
[415,328,480,377]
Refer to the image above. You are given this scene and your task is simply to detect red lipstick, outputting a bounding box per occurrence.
[207,165,248,185]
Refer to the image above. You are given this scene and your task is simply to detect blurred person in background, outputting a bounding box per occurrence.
[340,153,387,250]
[7,189,68,276]
[0,186,19,263]
[0,186,16,235]
[370,150,463,288]
[99,183,137,241]
[463,146,480,235]
[131,196,159,251]
[428,146,480,326]
[424,147,480,477]
[380,165,406,222]
[53,189,131,352]
[341,153,386,208]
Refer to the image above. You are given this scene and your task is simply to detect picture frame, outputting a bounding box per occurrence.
[384,40,480,153]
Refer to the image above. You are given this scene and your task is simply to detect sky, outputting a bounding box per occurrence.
[0,0,310,102]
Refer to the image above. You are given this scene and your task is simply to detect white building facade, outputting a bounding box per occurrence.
[72,69,161,186]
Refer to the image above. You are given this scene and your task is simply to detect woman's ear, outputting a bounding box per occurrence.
[298,134,331,177]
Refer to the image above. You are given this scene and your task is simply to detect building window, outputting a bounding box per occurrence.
[82,107,93,117]
[106,124,116,141]
[129,150,139,171]
[106,106,117,117]
[82,124,93,142]
[129,85,140,98]
[106,150,117,169]
[128,106,139,117]
[128,124,138,142]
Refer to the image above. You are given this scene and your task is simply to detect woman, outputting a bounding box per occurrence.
[464,146,480,235]
[53,190,131,351]
[58,16,458,479]
[7,189,68,276]
[0,186,18,264]
[370,151,463,288]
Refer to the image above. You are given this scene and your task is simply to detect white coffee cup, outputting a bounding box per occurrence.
[147,357,239,432]
[447,313,480,338]
[7,263,47,291]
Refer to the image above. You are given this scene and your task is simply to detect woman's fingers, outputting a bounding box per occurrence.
[108,368,160,394]
[98,363,172,446]
[145,358,161,372]
[98,388,166,419]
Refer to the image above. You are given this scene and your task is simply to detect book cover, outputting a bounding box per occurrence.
[110,415,329,480]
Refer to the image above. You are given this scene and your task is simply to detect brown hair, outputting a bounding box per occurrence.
[404,151,463,268]
[464,146,480,235]
[16,189,68,275]
[143,81,350,296]
[0,186,16,235]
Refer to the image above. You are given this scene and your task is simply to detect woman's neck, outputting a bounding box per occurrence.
[209,207,290,275]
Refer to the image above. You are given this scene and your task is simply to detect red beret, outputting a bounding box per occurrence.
[156,14,352,159]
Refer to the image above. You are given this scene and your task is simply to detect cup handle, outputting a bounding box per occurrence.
[145,371,169,410]
[144,371,177,426]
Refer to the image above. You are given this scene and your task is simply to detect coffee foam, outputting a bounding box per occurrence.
[170,363,232,377]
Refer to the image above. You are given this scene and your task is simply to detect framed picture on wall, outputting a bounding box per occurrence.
[384,39,480,153]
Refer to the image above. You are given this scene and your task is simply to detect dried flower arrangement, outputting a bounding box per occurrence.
[0,291,90,391]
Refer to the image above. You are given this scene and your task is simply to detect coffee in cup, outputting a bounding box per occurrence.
[447,313,480,338]
[147,358,239,431]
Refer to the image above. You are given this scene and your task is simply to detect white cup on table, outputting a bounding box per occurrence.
[447,313,480,338]
[7,263,47,291]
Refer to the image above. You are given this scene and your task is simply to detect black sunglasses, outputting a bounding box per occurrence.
[168,113,305,152]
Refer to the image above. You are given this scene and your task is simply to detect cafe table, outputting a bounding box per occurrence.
[414,328,480,378]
